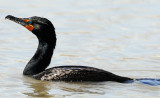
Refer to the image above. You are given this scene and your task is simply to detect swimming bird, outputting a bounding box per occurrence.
[5,15,133,83]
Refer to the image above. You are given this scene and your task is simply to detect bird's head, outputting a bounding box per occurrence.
[5,15,56,43]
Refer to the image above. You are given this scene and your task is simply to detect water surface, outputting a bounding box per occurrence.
[0,0,160,97]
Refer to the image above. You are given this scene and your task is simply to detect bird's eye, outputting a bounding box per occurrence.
[28,21,32,24]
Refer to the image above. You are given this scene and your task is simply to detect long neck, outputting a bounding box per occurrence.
[23,38,56,76]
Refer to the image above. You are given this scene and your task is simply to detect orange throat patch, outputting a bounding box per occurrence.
[25,25,34,32]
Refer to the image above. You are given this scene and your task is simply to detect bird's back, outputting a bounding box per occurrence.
[33,66,132,82]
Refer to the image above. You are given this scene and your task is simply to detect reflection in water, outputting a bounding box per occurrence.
[59,82,106,95]
[22,76,107,97]
[22,76,160,97]
[22,77,54,97]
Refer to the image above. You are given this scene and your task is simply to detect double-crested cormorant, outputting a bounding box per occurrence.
[5,15,133,83]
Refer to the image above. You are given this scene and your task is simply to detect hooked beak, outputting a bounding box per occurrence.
[5,15,34,32]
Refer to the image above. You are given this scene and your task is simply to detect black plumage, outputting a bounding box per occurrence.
[5,15,132,83]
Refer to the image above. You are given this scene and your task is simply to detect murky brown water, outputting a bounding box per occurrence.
[0,0,160,97]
